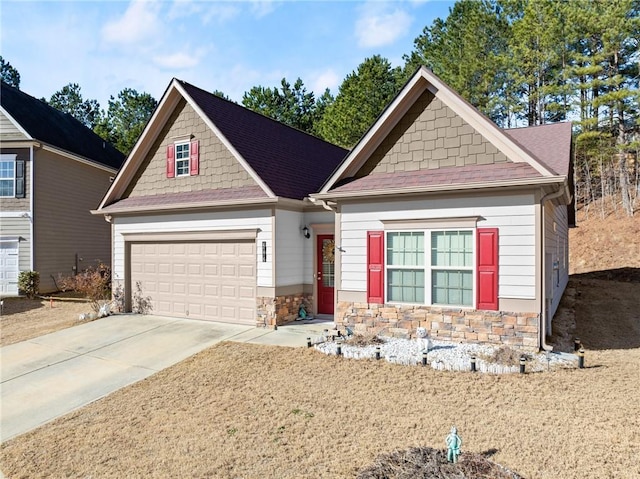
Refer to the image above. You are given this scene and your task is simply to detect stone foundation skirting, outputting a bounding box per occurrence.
[257,293,313,328]
[336,302,540,351]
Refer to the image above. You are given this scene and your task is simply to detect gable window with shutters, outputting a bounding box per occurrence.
[175,142,190,176]
[166,139,199,178]
[368,227,498,310]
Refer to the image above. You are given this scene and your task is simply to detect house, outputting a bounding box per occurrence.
[95,67,573,351]
[311,67,574,350]
[0,82,125,294]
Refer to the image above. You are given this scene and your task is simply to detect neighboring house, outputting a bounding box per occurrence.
[95,67,573,351]
[0,82,125,294]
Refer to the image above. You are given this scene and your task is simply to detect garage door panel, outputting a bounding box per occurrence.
[239,265,255,278]
[130,240,255,325]
[238,286,255,299]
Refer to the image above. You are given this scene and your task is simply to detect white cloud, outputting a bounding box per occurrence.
[250,0,277,18]
[102,0,163,46]
[168,0,240,24]
[310,69,341,95]
[153,50,203,69]
[355,3,413,48]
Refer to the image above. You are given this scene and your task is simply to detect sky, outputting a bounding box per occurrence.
[1,0,455,108]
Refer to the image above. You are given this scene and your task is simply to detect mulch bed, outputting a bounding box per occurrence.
[357,447,524,479]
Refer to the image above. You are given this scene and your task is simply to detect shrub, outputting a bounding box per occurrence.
[59,263,111,312]
[18,271,40,298]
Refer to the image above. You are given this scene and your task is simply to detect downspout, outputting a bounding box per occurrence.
[539,187,566,352]
[29,144,34,271]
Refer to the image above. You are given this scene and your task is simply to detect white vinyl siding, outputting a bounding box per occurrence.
[274,209,305,287]
[339,194,537,300]
[112,209,273,288]
[545,201,569,320]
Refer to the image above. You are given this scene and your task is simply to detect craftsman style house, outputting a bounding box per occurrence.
[0,82,125,294]
[95,67,573,350]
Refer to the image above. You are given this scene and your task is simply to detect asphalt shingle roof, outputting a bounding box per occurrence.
[1,81,125,170]
[504,122,573,176]
[179,80,348,200]
[330,162,543,193]
[100,186,268,213]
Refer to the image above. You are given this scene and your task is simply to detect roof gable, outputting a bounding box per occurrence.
[179,81,348,200]
[99,79,348,210]
[320,67,563,195]
[0,82,125,170]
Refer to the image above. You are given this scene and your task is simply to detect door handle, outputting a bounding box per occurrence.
[316,272,322,281]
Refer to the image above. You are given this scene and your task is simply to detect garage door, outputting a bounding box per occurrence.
[130,241,256,324]
[0,241,19,295]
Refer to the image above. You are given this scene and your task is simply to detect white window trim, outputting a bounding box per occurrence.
[0,154,16,198]
[385,228,476,308]
[174,141,190,177]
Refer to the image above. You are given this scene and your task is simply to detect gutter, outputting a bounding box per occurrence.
[308,197,336,212]
[539,187,566,352]
[312,176,566,202]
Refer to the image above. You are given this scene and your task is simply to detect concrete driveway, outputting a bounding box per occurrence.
[0,314,328,442]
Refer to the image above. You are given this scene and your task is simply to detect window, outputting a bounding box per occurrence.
[431,231,473,306]
[175,142,190,176]
[166,140,199,178]
[0,158,15,197]
[385,230,473,307]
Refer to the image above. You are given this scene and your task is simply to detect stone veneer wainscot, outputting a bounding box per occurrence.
[257,293,313,328]
[336,302,540,351]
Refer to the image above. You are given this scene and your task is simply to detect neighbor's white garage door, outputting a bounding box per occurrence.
[0,241,19,295]
[130,241,256,324]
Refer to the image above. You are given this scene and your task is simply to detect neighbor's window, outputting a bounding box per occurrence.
[0,158,15,197]
[386,230,473,306]
[175,142,190,176]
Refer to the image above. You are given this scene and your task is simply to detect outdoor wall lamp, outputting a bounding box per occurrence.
[302,226,310,239]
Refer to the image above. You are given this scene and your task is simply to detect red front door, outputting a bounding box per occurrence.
[316,234,335,314]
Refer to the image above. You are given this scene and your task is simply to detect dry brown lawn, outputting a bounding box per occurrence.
[1,211,639,478]
[0,295,93,347]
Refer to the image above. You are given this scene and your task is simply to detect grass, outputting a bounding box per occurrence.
[1,211,639,478]
[1,277,639,478]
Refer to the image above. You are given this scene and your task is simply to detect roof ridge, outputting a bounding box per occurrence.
[176,79,347,152]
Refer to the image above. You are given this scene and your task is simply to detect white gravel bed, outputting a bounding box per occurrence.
[313,336,577,374]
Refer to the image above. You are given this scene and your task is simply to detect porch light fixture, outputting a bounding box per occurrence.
[302,226,310,239]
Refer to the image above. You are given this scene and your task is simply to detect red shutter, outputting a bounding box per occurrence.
[367,231,384,303]
[476,228,499,310]
[166,144,175,178]
[189,140,199,176]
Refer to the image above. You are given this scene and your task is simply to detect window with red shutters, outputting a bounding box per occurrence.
[367,231,384,303]
[476,228,499,310]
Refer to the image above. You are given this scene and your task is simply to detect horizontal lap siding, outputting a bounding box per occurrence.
[339,194,536,299]
[34,150,114,292]
[275,209,304,287]
[545,202,569,319]
[113,209,273,288]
